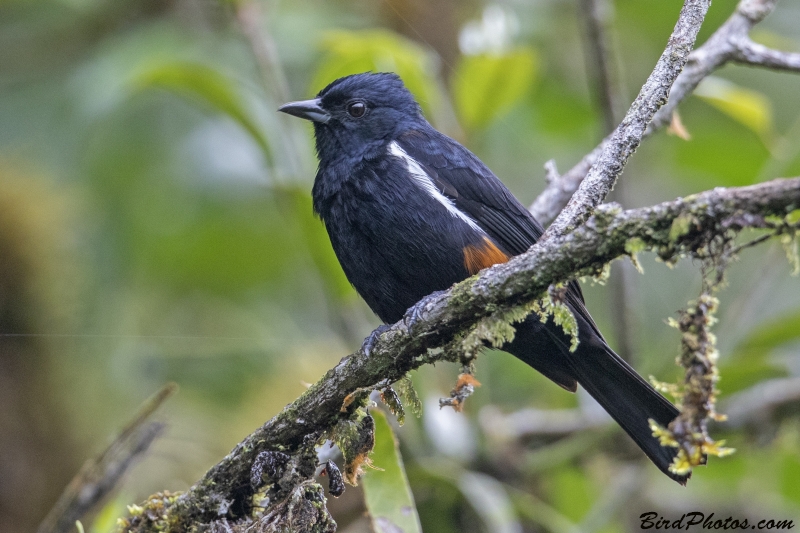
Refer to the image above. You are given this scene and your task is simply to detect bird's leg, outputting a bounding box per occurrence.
[361,324,391,357]
[403,290,448,331]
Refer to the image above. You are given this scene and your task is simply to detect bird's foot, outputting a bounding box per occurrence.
[361,324,391,357]
[403,290,447,331]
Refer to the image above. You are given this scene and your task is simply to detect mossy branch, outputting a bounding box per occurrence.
[120,177,800,532]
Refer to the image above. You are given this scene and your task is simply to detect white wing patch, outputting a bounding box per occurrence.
[388,141,484,233]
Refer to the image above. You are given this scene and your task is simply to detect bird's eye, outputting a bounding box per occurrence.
[347,101,366,118]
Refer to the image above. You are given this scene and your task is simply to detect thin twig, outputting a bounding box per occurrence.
[647,0,781,133]
[722,376,800,427]
[730,232,774,255]
[579,0,621,133]
[733,38,800,72]
[37,383,177,533]
[233,2,290,103]
[479,405,610,439]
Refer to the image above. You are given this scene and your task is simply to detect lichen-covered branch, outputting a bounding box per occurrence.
[648,0,787,132]
[531,0,799,226]
[120,177,800,532]
[733,39,800,73]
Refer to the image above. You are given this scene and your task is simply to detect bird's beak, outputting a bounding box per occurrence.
[278,98,330,123]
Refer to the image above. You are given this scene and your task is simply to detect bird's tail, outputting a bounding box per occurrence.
[506,314,689,484]
[567,338,689,484]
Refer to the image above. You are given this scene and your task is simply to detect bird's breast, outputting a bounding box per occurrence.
[313,150,505,322]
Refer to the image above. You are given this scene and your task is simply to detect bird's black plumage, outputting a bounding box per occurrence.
[280,72,690,484]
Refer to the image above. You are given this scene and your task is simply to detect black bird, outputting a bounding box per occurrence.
[280,72,689,484]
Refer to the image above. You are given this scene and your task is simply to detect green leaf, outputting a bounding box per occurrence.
[670,98,770,188]
[452,48,537,132]
[132,62,272,163]
[362,410,423,533]
[312,30,440,116]
[507,486,581,533]
[404,466,465,533]
[694,76,773,141]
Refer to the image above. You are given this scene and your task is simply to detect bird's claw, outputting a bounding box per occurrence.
[403,290,447,331]
[362,324,391,357]
[404,303,425,330]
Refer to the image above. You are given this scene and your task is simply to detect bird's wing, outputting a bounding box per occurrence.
[396,129,602,339]
[396,130,543,256]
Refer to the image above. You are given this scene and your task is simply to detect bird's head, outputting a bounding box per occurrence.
[279,72,424,163]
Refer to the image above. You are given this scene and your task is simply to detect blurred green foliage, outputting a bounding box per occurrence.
[695,76,774,144]
[133,61,273,161]
[453,48,538,132]
[312,30,440,113]
[1,0,800,532]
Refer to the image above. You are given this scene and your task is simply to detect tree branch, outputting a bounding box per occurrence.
[722,376,800,427]
[647,0,783,133]
[121,177,800,532]
[479,404,610,439]
[531,0,800,227]
[733,39,800,72]
[543,0,711,238]
[39,384,176,533]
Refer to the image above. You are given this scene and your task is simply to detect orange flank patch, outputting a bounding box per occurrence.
[463,237,509,274]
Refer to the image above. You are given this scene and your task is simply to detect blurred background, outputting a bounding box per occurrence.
[1,0,800,531]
